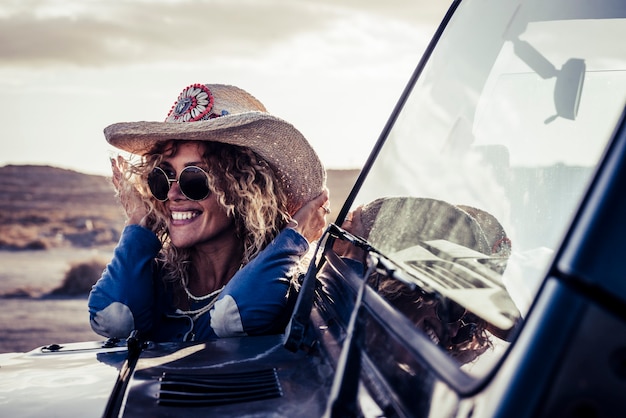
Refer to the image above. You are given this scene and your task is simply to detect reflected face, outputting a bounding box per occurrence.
[412,301,450,346]
[399,299,453,347]
[159,142,235,249]
[391,295,483,364]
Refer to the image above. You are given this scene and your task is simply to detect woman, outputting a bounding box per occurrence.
[88,83,329,342]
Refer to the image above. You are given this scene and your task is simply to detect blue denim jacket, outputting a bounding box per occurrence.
[88,225,309,342]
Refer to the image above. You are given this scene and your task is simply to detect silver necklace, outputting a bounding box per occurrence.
[177,263,242,320]
[177,284,224,321]
[183,283,225,302]
[176,297,221,321]
[183,263,242,301]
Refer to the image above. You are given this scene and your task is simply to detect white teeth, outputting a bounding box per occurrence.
[425,327,440,346]
[171,211,198,221]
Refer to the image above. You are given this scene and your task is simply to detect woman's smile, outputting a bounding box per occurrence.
[171,209,202,223]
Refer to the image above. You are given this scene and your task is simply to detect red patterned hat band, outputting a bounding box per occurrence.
[165,84,229,123]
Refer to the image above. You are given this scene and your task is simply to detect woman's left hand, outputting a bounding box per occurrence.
[290,189,330,242]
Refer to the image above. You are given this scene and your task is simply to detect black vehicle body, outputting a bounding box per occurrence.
[2,0,626,416]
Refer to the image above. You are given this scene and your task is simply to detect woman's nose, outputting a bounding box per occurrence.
[167,180,185,200]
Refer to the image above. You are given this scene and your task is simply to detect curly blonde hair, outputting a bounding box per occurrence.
[117,140,291,285]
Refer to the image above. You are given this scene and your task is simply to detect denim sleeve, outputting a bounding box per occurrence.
[88,225,162,339]
[208,228,309,337]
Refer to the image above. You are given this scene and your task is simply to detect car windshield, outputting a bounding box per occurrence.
[342,0,626,374]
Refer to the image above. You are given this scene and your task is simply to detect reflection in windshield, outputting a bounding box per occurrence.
[343,0,626,374]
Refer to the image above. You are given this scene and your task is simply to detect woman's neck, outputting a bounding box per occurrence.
[186,238,244,296]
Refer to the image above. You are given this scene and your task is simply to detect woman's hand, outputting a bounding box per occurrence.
[111,156,151,228]
[290,189,330,243]
[333,205,367,263]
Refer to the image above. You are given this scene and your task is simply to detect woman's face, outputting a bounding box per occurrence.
[159,142,235,249]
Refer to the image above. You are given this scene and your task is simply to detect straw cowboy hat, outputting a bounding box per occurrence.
[104,83,326,212]
[356,197,499,255]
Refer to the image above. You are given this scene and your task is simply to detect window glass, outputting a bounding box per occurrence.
[343,0,626,374]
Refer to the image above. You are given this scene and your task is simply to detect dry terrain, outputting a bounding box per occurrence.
[0,164,359,353]
[0,165,125,250]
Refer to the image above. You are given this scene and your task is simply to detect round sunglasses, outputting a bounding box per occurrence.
[147,166,211,201]
[436,299,477,346]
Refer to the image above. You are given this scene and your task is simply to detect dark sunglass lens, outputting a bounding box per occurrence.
[448,301,466,323]
[450,323,477,345]
[148,168,170,201]
[437,299,467,324]
[179,167,210,201]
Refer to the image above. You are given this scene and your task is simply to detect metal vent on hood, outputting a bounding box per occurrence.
[158,368,283,407]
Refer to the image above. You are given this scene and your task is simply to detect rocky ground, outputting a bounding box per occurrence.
[0,164,359,353]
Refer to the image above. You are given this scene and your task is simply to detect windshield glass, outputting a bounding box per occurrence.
[342,0,626,374]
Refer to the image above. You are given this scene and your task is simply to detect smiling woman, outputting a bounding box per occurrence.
[88,83,330,342]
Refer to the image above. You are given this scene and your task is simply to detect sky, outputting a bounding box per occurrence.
[0,0,449,176]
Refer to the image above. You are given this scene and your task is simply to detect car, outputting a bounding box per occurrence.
[2,0,626,416]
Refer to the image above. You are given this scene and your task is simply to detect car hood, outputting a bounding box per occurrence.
[0,335,334,418]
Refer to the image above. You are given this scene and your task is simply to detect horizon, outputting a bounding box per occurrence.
[0,161,363,177]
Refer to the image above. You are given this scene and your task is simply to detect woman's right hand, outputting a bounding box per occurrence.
[333,205,367,263]
[111,156,151,228]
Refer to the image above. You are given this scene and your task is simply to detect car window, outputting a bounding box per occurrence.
[340,0,626,375]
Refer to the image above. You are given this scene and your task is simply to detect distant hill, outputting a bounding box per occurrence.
[0,165,125,250]
[0,165,359,250]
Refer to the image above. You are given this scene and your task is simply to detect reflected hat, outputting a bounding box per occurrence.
[104,83,326,212]
[357,197,492,255]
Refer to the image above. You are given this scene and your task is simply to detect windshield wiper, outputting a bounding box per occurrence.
[327,223,420,290]
[102,331,144,418]
[284,223,419,353]
[322,252,377,417]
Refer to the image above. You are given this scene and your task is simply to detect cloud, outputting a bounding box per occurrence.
[0,0,449,174]
[0,0,447,67]
[0,0,343,66]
